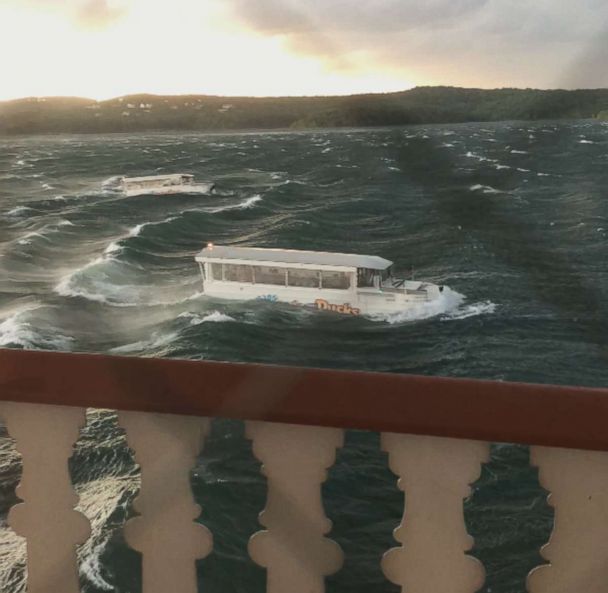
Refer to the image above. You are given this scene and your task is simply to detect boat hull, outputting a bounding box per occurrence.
[200,281,441,316]
[124,183,215,197]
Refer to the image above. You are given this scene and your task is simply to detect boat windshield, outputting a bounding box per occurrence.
[357,268,376,287]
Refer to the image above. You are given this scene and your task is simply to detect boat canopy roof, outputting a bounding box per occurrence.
[197,245,392,271]
[123,173,193,183]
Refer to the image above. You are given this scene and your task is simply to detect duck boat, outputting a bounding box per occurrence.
[195,245,444,315]
[120,174,214,197]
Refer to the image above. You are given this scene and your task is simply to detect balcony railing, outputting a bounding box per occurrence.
[1,347,608,593]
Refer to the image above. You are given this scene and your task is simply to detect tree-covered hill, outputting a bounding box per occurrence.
[1,87,608,135]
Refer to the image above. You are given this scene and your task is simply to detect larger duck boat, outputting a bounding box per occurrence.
[195,244,444,315]
[120,174,215,196]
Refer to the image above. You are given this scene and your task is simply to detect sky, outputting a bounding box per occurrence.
[1,0,607,100]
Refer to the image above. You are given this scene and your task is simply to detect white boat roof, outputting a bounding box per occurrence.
[123,174,193,182]
[197,245,392,270]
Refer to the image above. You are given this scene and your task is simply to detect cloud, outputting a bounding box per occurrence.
[224,0,608,88]
[227,0,489,34]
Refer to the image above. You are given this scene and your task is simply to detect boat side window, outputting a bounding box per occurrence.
[252,265,286,286]
[211,263,223,280]
[224,264,254,283]
[357,268,375,288]
[287,268,320,288]
[321,271,350,290]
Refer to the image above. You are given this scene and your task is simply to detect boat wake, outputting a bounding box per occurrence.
[101,176,123,191]
[367,287,465,324]
[367,290,496,325]
[442,300,497,321]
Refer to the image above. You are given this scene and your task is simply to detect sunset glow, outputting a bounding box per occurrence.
[0,0,413,100]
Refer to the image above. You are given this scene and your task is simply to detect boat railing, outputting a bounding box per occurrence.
[0,347,607,593]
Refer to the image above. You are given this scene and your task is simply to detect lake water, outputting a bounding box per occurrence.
[0,121,607,592]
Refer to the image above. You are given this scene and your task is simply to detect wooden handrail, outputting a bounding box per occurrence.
[0,348,607,451]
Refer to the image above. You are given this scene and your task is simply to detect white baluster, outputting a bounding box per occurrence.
[381,433,489,593]
[247,421,344,593]
[0,402,90,593]
[528,446,608,593]
[119,412,212,593]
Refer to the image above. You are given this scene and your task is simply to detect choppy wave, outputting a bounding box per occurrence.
[76,476,138,591]
[1,123,608,593]
[55,248,202,307]
[109,331,180,354]
[16,231,48,246]
[54,253,151,306]
[6,206,34,217]
[0,305,73,350]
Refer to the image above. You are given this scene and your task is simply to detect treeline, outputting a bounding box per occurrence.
[1,87,608,135]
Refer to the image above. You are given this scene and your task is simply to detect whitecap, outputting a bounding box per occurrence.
[495,164,511,170]
[464,151,497,163]
[16,231,46,246]
[178,311,236,325]
[470,184,502,194]
[510,149,529,154]
[209,195,262,213]
[579,139,594,144]
[6,206,33,217]
[128,223,145,237]
[104,242,122,255]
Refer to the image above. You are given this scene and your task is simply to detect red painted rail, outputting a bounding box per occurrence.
[0,348,607,450]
